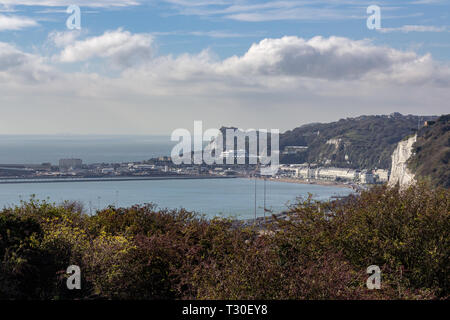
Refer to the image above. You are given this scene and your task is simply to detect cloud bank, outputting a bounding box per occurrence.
[0,14,37,30]
[0,0,140,7]
[56,29,154,67]
[122,35,449,87]
[0,32,449,134]
[379,25,447,33]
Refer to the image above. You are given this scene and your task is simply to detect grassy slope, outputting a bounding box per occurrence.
[280,113,437,169]
[408,114,450,188]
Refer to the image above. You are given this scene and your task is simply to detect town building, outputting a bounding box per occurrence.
[314,167,358,182]
[59,158,82,171]
[373,169,389,182]
[101,168,115,174]
[359,170,375,184]
[282,146,308,155]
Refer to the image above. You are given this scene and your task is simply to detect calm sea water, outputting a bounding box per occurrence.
[0,135,353,218]
[0,178,352,219]
[0,135,175,164]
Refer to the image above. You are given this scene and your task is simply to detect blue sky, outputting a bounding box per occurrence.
[3,1,450,59]
[0,0,449,134]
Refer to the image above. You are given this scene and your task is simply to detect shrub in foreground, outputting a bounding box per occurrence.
[0,182,447,299]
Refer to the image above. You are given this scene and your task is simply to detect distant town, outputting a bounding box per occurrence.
[0,151,389,189]
[2,114,437,188]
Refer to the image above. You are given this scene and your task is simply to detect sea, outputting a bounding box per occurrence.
[0,135,353,219]
[0,135,175,164]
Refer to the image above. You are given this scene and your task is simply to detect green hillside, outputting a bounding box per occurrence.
[408,115,450,188]
[280,113,437,170]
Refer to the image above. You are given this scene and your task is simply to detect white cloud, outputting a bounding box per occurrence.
[220,36,417,80]
[379,25,447,33]
[162,0,383,22]
[160,1,444,22]
[129,36,449,87]
[152,30,262,38]
[0,0,140,7]
[0,42,56,82]
[410,0,446,4]
[6,33,450,88]
[57,29,154,67]
[0,14,37,30]
[0,34,449,134]
[48,30,82,47]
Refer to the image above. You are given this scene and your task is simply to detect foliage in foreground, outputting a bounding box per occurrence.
[408,114,450,188]
[0,182,448,300]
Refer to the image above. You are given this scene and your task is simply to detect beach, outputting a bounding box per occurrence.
[255,176,354,189]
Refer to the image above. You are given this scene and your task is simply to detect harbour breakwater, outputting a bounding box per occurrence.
[0,175,239,185]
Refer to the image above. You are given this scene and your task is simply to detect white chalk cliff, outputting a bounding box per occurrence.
[388,135,417,188]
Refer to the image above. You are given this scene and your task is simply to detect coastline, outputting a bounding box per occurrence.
[254,176,355,190]
[0,175,238,185]
[0,173,355,191]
